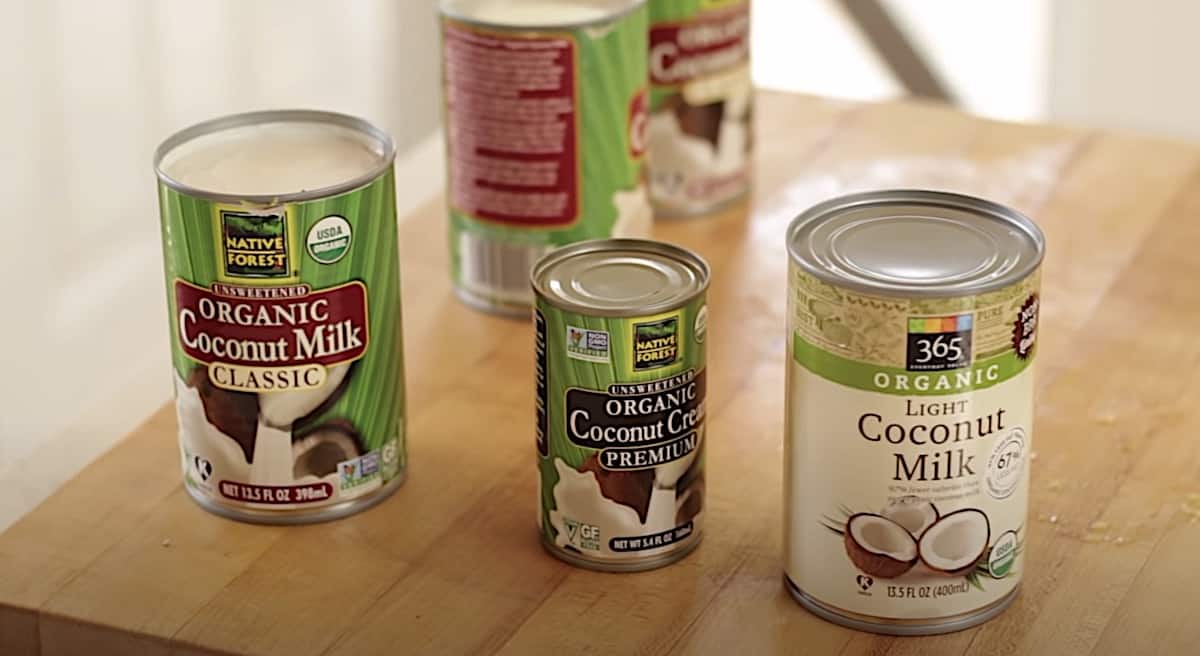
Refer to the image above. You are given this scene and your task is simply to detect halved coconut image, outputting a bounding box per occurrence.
[292,419,364,479]
[844,513,919,579]
[881,496,939,536]
[918,508,991,576]
[259,363,351,428]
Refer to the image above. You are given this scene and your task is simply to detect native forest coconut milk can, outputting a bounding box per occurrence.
[440,0,653,316]
[532,239,709,571]
[154,111,407,523]
[784,190,1044,634]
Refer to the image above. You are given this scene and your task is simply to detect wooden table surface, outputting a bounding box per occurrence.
[4,91,1200,656]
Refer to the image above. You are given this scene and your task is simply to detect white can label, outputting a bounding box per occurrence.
[784,265,1039,620]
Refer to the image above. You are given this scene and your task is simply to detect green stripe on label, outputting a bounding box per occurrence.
[793,334,1033,396]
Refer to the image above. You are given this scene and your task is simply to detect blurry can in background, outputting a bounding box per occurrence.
[439,0,652,316]
[647,0,752,217]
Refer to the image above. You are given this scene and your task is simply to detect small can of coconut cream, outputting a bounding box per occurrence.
[784,190,1044,633]
[647,0,752,217]
[532,239,709,571]
[439,0,653,316]
[154,110,407,524]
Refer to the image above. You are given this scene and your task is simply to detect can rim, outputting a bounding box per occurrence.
[786,189,1046,299]
[531,238,711,317]
[153,109,397,204]
[438,0,647,31]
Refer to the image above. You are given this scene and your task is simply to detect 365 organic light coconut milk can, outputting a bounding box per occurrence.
[647,0,752,216]
[532,239,709,571]
[154,111,407,524]
[440,0,653,316]
[783,190,1044,634]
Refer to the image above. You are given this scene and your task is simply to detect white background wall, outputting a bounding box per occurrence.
[1050,0,1200,141]
[753,0,1052,122]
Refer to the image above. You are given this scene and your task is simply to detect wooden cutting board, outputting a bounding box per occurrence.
[3,91,1200,656]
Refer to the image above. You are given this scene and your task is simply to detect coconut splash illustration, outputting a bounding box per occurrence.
[826,498,996,582]
[548,453,702,558]
[177,363,359,489]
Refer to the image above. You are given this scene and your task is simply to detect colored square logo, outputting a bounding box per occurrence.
[566,326,610,363]
[905,313,973,371]
[220,210,290,278]
[634,317,680,370]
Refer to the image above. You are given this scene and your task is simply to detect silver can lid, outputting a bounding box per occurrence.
[532,239,710,317]
[787,190,1045,298]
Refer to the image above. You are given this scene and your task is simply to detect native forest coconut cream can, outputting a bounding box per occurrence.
[532,239,709,571]
[647,0,752,217]
[154,110,407,524]
[784,191,1044,634]
[440,0,653,316]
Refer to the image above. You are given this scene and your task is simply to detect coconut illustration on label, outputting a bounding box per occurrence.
[918,509,991,576]
[844,513,918,579]
[647,0,752,216]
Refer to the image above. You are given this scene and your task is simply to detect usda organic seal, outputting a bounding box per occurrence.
[307,215,353,264]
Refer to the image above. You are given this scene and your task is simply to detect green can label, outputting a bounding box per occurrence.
[159,171,406,512]
[442,9,652,312]
[536,298,707,563]
[648,0,752,215]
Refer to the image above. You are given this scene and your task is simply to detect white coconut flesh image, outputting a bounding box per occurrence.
[844,513,919,579]
[882,496,940,536]
[919,509,991,576]
[549,459,678,557]
[249,363,352,486]
[258,363,350,428]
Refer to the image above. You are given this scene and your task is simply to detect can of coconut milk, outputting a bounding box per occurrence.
[440,0,653,316]
[647,0,752,217]
[532,239,709,571]
[154,110,407,524]
[784,190,1044,634]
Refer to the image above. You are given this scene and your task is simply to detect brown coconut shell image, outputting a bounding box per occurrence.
[662,94,726,149]
[579,455,656,523]
[675,480,704,526]
[674,453,704,525]
[187,366,258,463]
[843,513,919,579]
[292,419,364,479]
